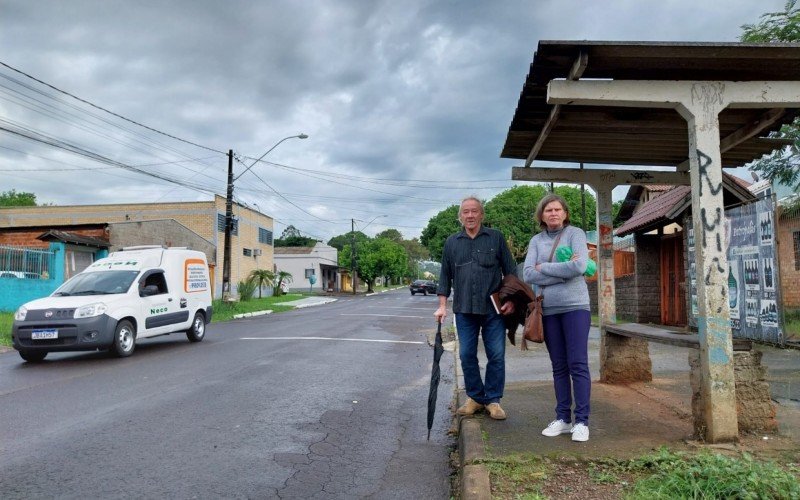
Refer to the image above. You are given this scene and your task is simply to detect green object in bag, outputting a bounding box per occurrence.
[555,245,597,278]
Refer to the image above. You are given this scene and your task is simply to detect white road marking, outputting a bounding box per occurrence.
[367,306,433,311]
[340,313,427,318]
[240,337,424,344]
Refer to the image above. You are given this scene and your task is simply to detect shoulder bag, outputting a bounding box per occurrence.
[522,231,563,346]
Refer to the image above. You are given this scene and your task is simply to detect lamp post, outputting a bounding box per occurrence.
[222,134,308,300]
[350,215,387,295]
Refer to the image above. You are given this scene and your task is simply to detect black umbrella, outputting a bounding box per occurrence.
[427,321,445,441]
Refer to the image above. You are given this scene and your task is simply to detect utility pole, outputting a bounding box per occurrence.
[222,149,234,301]
[220,135,307,301]
[351,218,357,295]
[580,162,586,229]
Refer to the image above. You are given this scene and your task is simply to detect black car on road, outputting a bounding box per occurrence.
[409,280,437,295]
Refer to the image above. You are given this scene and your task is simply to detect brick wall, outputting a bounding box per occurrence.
[108,220,216,264]
[777,215,800,309]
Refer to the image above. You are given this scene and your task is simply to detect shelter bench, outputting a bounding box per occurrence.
[602,323,775,435]
[604,323,752,351]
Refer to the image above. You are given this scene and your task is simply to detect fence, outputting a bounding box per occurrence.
[0,245,54,279]
[586,236,636,282]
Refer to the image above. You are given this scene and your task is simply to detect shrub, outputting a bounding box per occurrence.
[237,279,257,301]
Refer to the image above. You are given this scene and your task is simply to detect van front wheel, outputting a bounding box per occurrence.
[110,320,135,357]
[186,312,206,342]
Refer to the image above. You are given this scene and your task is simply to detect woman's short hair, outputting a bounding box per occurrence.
[535,194,571,229]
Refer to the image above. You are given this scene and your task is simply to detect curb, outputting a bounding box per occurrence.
[232,310,273,319]
[458,393,492,500]
[291,298,337,309]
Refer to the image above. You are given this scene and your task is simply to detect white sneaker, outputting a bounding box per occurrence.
[571,423,589,442]
[541,419,572,437]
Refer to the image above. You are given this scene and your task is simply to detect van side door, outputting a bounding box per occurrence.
[138,270,189,337]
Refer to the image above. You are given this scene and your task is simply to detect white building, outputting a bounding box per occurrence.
[273,242,340,292]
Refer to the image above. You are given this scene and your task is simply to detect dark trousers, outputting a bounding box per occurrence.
[455,310,506,405]
[543,309,591,424]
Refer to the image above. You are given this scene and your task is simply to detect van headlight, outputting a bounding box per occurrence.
[14,306,27,321]
[74,303,108,319]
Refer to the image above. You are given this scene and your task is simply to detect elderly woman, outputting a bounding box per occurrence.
[523,194,592,442]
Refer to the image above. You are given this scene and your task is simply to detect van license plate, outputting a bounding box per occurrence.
[31,329,58,340]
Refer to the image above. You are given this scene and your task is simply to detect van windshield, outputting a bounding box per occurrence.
[53,271,139,296]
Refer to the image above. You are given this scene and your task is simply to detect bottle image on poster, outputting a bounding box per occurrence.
[728,261,739,319]
[759,299,778,327]
[745,298,759,327]
[743,257,760,291]
[759,210,773,245]
[762,258,775,291]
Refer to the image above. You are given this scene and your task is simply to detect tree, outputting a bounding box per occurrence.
[357,238,408,292]
[274,226,317,247]
[420,205,460,262]
[399,237,430,278]
[248,269,275,299]
[274,270,293,296]
[328,231,368,251]
[0,189,37,207]
[375,228,403,242]
[741,1,800,190]
[484,185,548,262]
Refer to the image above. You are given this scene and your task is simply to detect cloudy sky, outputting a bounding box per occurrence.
[0,1,782,241]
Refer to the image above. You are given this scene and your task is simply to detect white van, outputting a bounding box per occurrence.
[12,247,213,363]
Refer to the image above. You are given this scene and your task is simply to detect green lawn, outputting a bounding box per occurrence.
[0,311,12,348]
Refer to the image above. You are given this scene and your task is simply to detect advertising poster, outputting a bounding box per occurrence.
[687,197,783,344]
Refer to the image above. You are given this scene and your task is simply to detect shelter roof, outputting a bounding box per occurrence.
[502,41,800,167]
[615,173,756,236]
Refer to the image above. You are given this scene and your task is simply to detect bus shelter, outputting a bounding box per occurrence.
[502,41,800,442]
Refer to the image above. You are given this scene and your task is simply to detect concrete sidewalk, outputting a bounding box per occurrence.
[456,331,800,499]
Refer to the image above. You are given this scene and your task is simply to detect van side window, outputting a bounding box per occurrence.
[143,272,169,295]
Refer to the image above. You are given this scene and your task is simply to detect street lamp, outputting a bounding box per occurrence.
[350,215,387,295]
[222,134,308,300]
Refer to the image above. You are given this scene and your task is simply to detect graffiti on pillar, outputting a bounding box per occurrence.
[599,171,617,183]
[696,149,723,198]
[630,171,653,181]
[691,82,725,126]
[700,207,723,252]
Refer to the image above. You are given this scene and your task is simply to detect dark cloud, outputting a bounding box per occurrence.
[0,0,779,240]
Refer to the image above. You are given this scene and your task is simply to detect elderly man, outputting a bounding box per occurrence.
[434,196,516,420]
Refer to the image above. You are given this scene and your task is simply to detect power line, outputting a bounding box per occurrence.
[0,60,226,154]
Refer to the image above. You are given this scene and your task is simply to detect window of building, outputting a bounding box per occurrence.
[794,230,800,271]
[243,248,252,257]
[217,213,238,236]
[258,227,273,245]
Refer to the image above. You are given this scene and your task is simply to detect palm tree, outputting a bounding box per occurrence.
[248,269,275,299]
[275,270,294,296]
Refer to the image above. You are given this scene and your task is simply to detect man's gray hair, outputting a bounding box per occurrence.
[459,196,484,213]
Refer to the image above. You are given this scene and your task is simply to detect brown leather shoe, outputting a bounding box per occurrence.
[486,403,507,420]
[456,397,484,416]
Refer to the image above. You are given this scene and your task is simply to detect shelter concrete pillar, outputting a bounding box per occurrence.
[677,88,737,442]
[595,183,652,383]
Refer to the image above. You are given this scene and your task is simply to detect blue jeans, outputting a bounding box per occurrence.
[543,309,591,424]
[455,310,506,405]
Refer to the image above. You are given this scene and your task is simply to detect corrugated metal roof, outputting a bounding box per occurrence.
[37,230,110,248]
[502,41,800,167]
[615,173,756,236]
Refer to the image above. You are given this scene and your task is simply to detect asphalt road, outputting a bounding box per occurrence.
[0,290,455,499]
